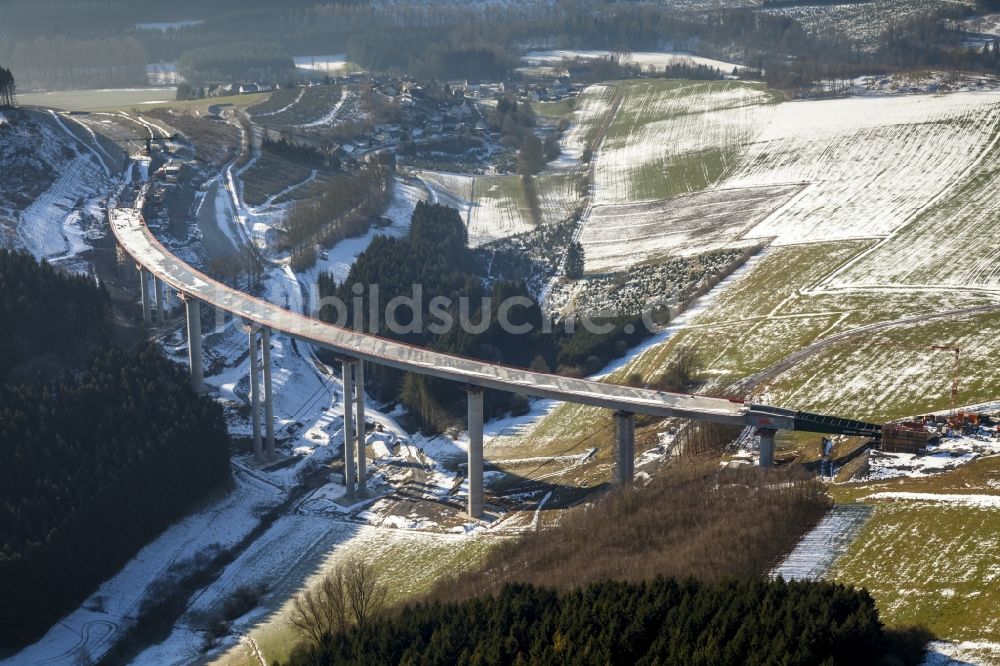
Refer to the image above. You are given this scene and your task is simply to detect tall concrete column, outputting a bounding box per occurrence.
[341,358,357,498]
[182,294,204,392]
[262,327,275,458]
[466,386,485,518]
[614,410,635,485]
[138,266,151,325]
[248,326,262,462]
[154,277,166,321]
[758,428,777,468]
[355,360,367,498]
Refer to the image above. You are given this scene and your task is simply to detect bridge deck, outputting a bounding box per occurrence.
[111,208,753,425]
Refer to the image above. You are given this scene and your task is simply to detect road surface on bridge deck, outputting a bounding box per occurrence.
[111,207,794,429]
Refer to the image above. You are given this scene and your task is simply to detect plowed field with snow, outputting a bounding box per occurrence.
[575,81,1000,274]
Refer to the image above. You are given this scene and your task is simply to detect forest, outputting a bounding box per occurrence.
[281,577,930,665]
[177,42,295,85]
[0,252,232,648]
[6,0,1000,90]
[0,249,109,384]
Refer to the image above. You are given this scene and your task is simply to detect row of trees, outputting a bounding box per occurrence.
[282,576,929,665]
[0,252,232,647]
[0,67,15,108]
[282,163,388,258]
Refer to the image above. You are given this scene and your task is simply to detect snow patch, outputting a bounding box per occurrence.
[866,492,1000,508]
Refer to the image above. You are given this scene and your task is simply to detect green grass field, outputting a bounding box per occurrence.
[831,500,1000,643]
[18,88,178,111]
[587,79,778,205]
[534,97,576,118]
[215,531,493,666]
[19,88,267,113]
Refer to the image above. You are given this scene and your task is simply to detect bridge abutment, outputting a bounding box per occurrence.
[466,386,485,518]
[615,410,635,485]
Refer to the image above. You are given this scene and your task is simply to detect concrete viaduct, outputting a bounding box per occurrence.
[111,207,881,518]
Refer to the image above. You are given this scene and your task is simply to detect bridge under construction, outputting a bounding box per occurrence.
[110,206,881,518]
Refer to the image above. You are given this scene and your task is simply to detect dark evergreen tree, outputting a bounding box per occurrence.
[564,241,585,279]
[279,578,931,666]
[0,66,15,108]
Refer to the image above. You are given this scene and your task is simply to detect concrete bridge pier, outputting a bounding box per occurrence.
[340,357,357,498]
[355,360,367,498]
[181,294,204,392]
[466,386,485,518]
[614,410,635,485]
[247,325,263,462]
[138,266,151,325]
[261,327,275,458]
[757,428,777,468]
[154,277,166,321]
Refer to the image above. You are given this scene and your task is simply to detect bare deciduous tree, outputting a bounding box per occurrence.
[289,558,386,645]
[655,345,702,393]
[344,558,387,634]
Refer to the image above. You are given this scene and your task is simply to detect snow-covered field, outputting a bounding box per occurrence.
[866,491,1000,508]
[523,49,740,73]
[0,110,115,271]
[730,92,1000,247]
[2,470,282,665]
[580,184,793,270]
[413,170,549,245]
[591,81,769,205]
[566,79,1000,273]
[135,19,204,31]
[923,640,1000,665]
[821,103,1000,293]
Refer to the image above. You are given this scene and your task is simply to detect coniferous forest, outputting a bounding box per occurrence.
[280,577,930,666]
[0,251,232,648]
